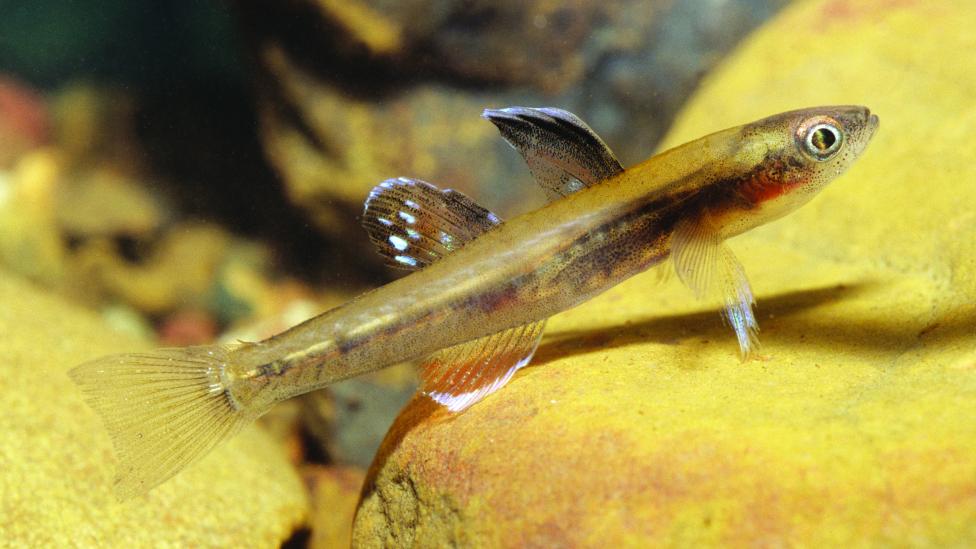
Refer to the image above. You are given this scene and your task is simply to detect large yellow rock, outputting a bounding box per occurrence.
[354,0,976,546]
[0,272,308,546]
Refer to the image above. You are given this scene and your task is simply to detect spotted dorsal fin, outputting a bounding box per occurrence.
[420,320,546,412]
[482,106,624,199]
[362,177,501,270]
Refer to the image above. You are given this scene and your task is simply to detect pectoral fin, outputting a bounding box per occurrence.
[671,215,759,357]
[361,177,502,270]
[419,320,546,412]
[482,107,623,199]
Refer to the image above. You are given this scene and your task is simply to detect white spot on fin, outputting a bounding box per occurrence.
[389,235,409,251]
[361,176,504,271]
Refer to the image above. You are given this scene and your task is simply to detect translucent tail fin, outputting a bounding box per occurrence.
[69,344,253,499]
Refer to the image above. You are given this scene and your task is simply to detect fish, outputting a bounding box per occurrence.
[70,105,878,498]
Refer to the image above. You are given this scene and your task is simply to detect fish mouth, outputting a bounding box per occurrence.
[864,108,880,139]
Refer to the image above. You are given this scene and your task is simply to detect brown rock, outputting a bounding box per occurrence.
[235,0,679,247]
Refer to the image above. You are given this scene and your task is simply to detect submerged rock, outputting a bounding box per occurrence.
[305,465,366,549]
[0,270,308,546]
[55,168,164,239]
[0,76,50,168]
[0,150,65,288]
[354,1,976,546]
[302,363,417,467]
[236,0,787,245]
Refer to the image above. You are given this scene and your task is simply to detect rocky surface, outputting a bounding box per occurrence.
[305,465,366,548]
[0,270,308,546]
[352,0,976,546]
[235,0,789,254]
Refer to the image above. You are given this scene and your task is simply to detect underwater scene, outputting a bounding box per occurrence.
[2,0,975,547]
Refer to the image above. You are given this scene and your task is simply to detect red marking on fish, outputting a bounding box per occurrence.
[819,0,918,26]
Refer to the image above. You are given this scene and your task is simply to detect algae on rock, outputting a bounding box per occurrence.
[354,0,976,546]
[0,271,308,546]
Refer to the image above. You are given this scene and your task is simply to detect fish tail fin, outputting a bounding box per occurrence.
[69,344,254,499]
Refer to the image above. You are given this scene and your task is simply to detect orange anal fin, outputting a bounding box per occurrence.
[420,320,546,412]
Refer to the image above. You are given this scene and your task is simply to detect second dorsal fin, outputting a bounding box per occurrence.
[482,106,624,199]
[362,177,502,270]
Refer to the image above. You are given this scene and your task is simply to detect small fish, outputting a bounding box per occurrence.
[70,105,878,497]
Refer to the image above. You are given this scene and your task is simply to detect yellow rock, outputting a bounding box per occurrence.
[0,150,66,288]
[72,222,231,314]
[354,0,976,546]
[305,465,366,549]
[0,271,308,546]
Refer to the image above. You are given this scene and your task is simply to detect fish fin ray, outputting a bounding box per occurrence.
[69,344,256,499]
[482,107,623,199]
[362,177,502,270]
[652,258,674,285]
[420,320,546,412]
[672,215,759,358]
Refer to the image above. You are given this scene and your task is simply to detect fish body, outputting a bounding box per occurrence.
[70,105,878,497]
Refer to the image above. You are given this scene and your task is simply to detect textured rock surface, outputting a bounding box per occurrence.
[236,0,788,246]
[0,271,308,546]
[305,465,366,549]
[353,0,976,546]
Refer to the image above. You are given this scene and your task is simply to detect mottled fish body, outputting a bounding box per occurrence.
[70,105,878,498]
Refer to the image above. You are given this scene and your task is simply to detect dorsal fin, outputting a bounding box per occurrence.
[482,106,624,199]
[420,320,546,412]
[362,177,502,270]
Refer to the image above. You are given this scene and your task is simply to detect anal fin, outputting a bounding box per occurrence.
[420,320,546,412]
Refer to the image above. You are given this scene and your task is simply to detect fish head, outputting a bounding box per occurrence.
[715,105,879,237]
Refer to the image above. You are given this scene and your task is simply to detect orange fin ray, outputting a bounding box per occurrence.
[420,320,546,412]
[362,177,502,270]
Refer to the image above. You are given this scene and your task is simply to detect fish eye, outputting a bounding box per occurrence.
[802,122,843,160]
